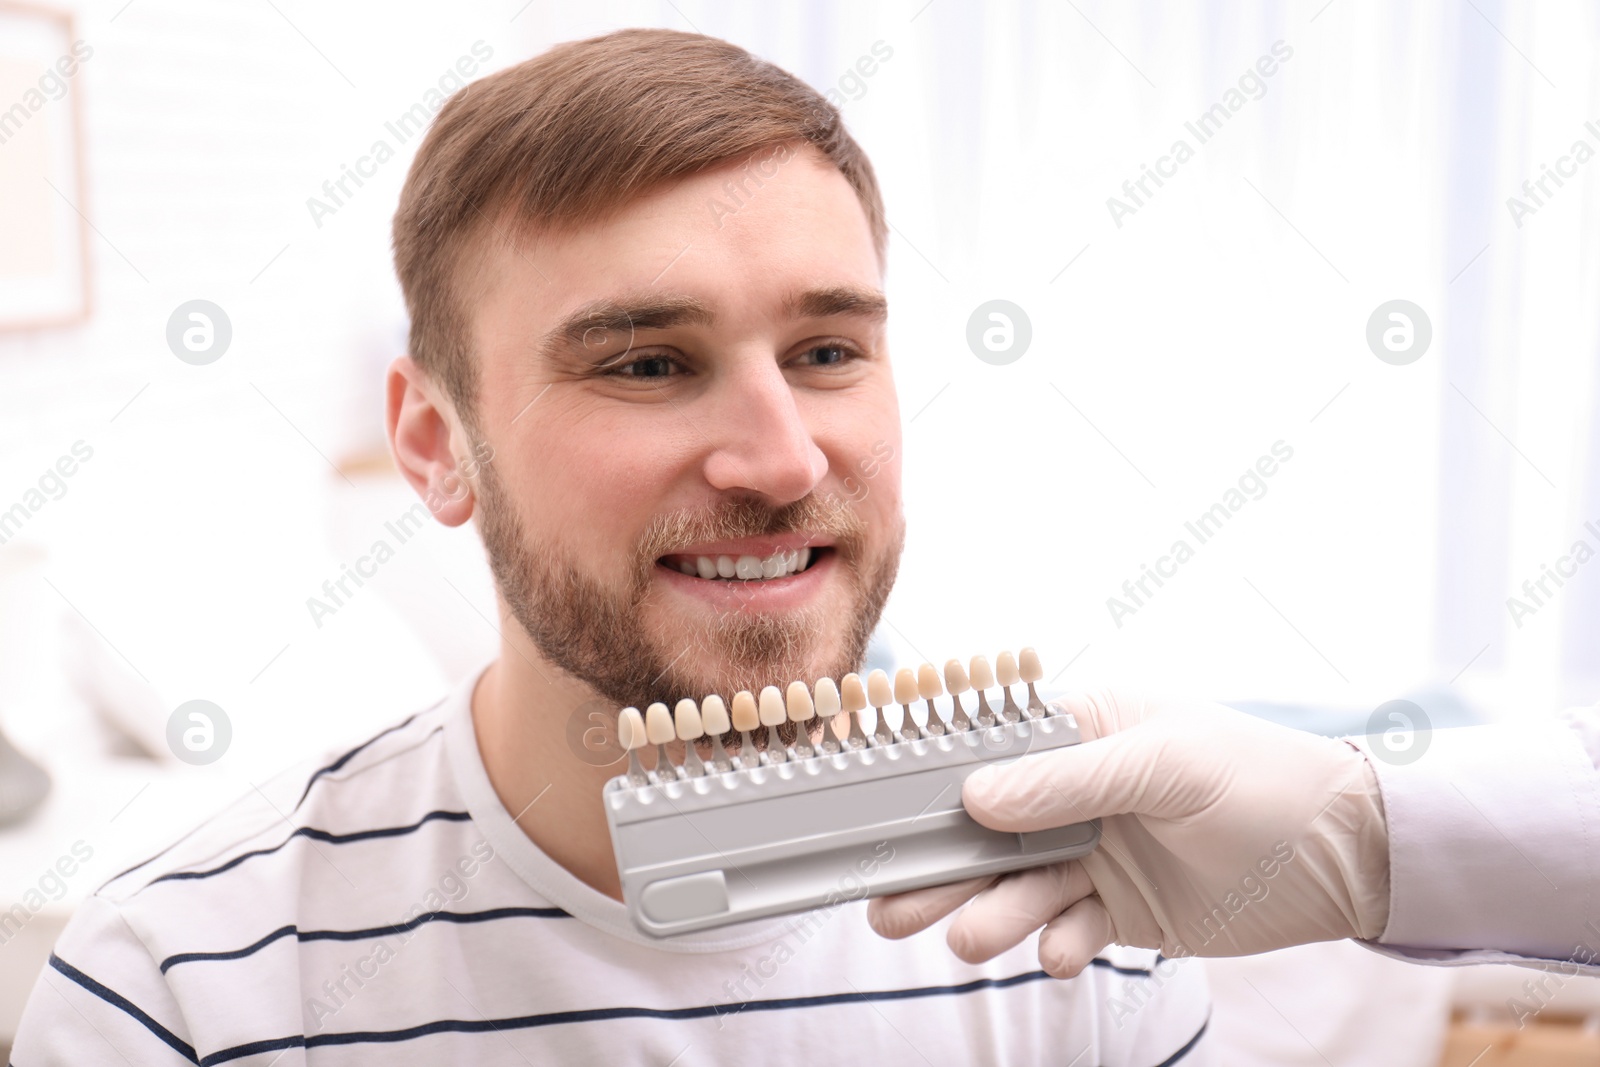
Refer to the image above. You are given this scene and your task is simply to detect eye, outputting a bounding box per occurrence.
[793,343,859,368]
[606,355,680,379]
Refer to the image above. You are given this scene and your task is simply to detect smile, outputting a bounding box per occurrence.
[658,547,825,582]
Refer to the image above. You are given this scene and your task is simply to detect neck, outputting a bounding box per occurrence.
[470,617,627,900]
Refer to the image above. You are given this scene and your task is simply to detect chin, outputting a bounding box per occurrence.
[646,621,844,697]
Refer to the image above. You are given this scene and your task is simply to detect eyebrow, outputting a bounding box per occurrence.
[781,284,888,323]
[537,284,888,366]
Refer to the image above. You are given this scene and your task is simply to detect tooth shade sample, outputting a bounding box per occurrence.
[944,659,971,695]
[759,686,787,727]
[674,699,704,740]
[814,677,841,718]
[786,681,815,722]
[700,694,730,734]
[917,663,944,701]
[969,655,996,690]
[840,673,867,713]
[1019,646,1044,683]
[866,669,893,708]
[996,650,1020,687]
[731,691,760,731]
[645,702,676,745]
[894,668,920,706]
[619,707,646,750]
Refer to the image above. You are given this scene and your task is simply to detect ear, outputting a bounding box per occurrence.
[386,356,477,528]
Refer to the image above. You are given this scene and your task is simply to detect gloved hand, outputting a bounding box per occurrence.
[867,689,1392,977]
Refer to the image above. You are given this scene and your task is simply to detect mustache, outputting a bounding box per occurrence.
[634,494,867,572]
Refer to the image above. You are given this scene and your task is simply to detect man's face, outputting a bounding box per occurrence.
[466,144,904,709]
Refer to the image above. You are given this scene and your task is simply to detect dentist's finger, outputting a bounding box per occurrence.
[945,860,1095,964]
[1037,894,1116,979]
[867,875,998,940]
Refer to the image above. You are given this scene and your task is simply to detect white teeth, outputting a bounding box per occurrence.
[674,548,818,581]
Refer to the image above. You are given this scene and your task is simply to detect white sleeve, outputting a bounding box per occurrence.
[10,893,196,1064]
[1347,706,1600,973]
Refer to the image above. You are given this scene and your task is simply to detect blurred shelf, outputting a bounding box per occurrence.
[1441,1017,1600,1066]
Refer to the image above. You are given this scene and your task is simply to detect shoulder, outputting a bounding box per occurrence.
[99,697,456,906]
[80,695,476,979]
[15,698,473,1061]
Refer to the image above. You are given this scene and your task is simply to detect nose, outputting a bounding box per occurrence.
[700,360,828,504]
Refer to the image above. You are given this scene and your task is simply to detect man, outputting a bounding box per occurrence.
[14,30,1211,1064]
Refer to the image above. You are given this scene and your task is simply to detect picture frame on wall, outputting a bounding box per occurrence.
[0,1,91,332]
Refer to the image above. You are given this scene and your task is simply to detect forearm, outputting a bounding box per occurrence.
[1351,709,1600,963]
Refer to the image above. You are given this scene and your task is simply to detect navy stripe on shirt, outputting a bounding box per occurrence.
[158,906,571,972]
[103,712,442,893]
[292,708,439,812]
[197,969,1182,1065]
[1155,1014,1209,1066]
[141,810,473,890]
[51,953,1205,1067]
[294,710,451,809]
[49,954,198,1064]
[1092,955,1161,978]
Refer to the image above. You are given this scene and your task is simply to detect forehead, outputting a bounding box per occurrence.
[472,145,883,342]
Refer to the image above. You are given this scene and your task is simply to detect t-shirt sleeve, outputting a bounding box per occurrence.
[1349,706,1600,966]
[11,893,197,1065]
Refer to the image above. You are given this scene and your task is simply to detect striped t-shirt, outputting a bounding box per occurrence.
[13,664,1212,1065]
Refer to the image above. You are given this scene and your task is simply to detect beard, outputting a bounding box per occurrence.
[474,463,903,712]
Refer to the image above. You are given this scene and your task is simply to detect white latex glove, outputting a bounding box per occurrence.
[867,689,1391,977]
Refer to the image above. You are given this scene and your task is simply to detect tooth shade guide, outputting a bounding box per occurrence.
[995,651,1024,723]
[673,699,706,776]
[813,678,842,754]
[619,706,650,785]
[758,686,789,764]
[730,690,760,768]
[968,654,995,691]
[643,703,677,780]
[863,670,893,746]
[607,648,1054,785]
[967,656,999,728]
[1017,647,1050,717]
[840,672,870,750]
[604,649,1110,938]
[891,668,921,742]
[786,682,816,757]
[913,664,946,736]
[698,695,735,770]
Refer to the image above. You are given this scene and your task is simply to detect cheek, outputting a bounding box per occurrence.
[513,412,687,545]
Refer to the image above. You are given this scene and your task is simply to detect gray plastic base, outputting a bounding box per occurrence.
[605,711,1100,938]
